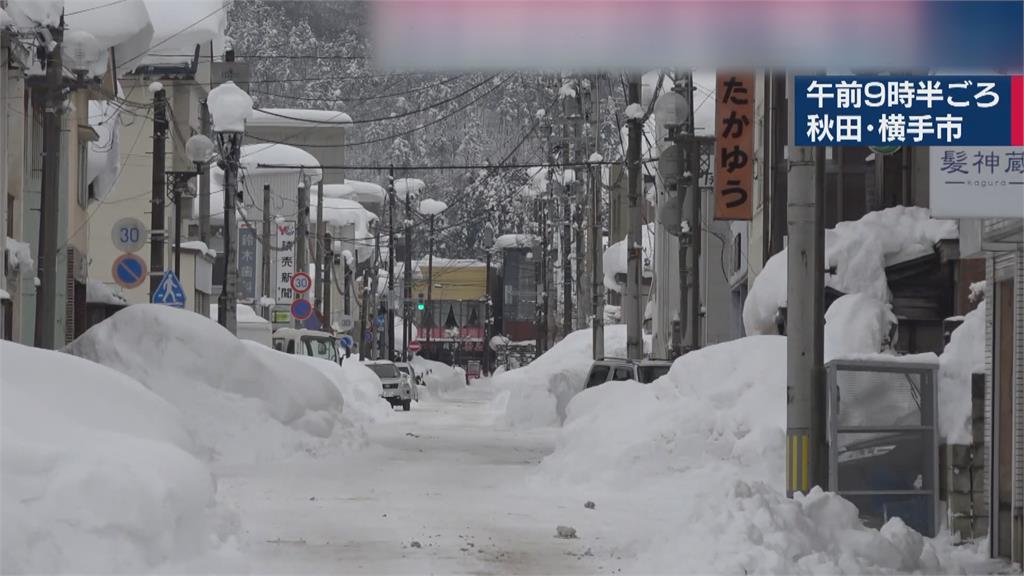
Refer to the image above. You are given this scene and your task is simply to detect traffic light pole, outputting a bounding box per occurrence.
[426,214,435,352]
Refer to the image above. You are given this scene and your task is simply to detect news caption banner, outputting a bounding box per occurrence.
[794,75,1024,219]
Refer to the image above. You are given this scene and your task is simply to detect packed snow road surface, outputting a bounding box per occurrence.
[216,384,628,574]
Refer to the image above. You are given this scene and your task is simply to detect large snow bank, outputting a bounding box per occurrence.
[939,302,986,443]
[67,305,347,463]
[494,324,644,427]
[411,357,466,396]
[603,223,655,292]
[1,341,221,573]
[543,336,985,573]
[744,206,957,335]
[823,293,895,359]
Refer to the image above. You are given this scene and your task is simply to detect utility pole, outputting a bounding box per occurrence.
[199,101,211,246]
[591,158,605,360]
[560,105,573,338]
[345,250,353,316]
[294,179,309,328]
[403,182,413,361]
[687,74,701,352]
[150,87,168,297]
[218,132,242,335]
[573,81,587,334]
[314,181,325,321]
[35,19,63,349]
[386,167,396,360]
[370,225,382,359]
[591,73,605,360]
[359,252,369,361]
[484,248,492,376]
[426,214,435,352]
[786,72,827,496]
[625,74,644,360]
[323,232,333,331]
[261,184,272,320]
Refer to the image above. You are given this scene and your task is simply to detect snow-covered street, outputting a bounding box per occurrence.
[215,384,627,574]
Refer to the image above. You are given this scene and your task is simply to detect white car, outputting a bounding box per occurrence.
[366,360,416,411]
[272,328,339,364]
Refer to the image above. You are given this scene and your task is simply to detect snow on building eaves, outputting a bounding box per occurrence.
[132,0,226,69]
[249,108,353,128]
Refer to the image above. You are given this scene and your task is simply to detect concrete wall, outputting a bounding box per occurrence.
[87,77,205,305]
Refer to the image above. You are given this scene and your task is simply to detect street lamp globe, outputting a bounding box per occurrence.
[185,134,215,165]
[207,81,254,134]
[653,88,690,133]
[62,30,103,77]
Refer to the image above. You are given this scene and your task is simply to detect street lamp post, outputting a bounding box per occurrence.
[207,81,253,334]
[653,76,696,358]
[166,134,215,275]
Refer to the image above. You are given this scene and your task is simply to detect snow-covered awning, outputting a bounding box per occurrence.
[86,279,127,306]
[493,234,538,251]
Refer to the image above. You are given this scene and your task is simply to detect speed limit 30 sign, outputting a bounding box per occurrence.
[290,271,312,294]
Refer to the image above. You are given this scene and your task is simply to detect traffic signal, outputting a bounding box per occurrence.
[416,293,425,311]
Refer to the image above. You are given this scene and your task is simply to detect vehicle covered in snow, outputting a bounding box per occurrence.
[584,358,672,390]
[366,360,416,410]
[272,328,340,364]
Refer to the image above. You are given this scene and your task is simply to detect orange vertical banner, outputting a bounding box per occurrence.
[714,73,755,220]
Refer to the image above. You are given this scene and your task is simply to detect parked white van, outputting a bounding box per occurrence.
[273,328,340,364]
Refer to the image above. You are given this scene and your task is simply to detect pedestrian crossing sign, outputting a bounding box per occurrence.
[152,270,187,308]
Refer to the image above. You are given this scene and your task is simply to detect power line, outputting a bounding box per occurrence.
[246,74,514,150]
[253,74,498,126]
[65,0,129,16]
[256,159,653,171]
[247,75,465,104]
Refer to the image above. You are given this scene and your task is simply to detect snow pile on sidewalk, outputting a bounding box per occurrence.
[493,325,633,427]
[938,301,986,443]
[1,341,223,573]
[542,336,986,573]
[411,356,466,396]
[68,305,347,463]
[299,356,392,424]
[744,206,957,335]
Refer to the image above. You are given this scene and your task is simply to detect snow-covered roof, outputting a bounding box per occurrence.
[65,0,154,77]
[310,197,378,237]
[418,199,448,216]
[394,178,425,199]
[249,108,352,128]
[0,288,10,301]
[239,143,322,182]
[493,234,538,251]
[322,181,386,206]
[132,0,226,69]
[4,0,63,28]
[209,303,270,325]
[178,240,217,258]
